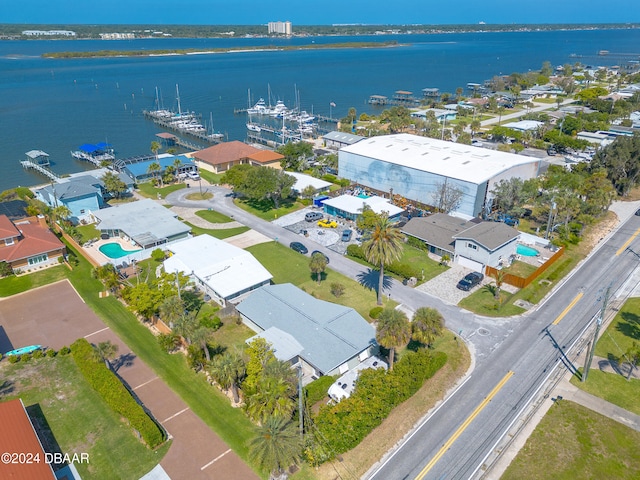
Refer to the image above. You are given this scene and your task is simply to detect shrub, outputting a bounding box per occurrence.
[369,306,384,319]
[187,344,206,371]
[321,174,337,183]
[299,198,312,206]
[0,261,13,277]
[20,353,31,362]
[406,236,428,251]
[200,314,222,331]
[346,244,366,260]
[71,339,165,448]
[386,261,419,280]
[312,350,447,457]
[304,376,337,406]
[157,333,181,353]
[46,349,56,358]
[330,282,345,298]
[151,248,166,262]
[59,346,71,356]
[32,350,44,359]
[8,355,20,364]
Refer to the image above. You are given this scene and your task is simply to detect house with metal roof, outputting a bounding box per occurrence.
[322,194,403,221]
[93,199,190,250]
[402,214,520,271]
[338,133,540,217]
[322,131,365,150]
[121,154,197,183]
[163,234,272,306]
[287,172,332,195]
[236,284,378,380]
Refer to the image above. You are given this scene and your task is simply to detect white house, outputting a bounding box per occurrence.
[163,234,272,306]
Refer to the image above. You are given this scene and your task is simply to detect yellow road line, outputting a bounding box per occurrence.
[415,370,515,480]
[552,292,583,326]
[616,227,640,256]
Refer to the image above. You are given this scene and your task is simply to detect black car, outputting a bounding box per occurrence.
[311,250,330,264]
[456,272,484,291]
[636,209,640,216]
[290,241,308,254]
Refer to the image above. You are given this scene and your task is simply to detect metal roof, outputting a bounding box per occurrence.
[340,133,539,185]
[164,235,272,300]
[237,284,376,374]
[94,199,190,244]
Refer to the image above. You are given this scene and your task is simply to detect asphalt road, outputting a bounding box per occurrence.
[166,186,640,480]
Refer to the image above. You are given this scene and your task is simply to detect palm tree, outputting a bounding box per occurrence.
[362,213,404,305]
[245,375,297,423]
[147,161,162,187]
[52,205,72,224]
[309,252,328,285]
[209,352,246,403]
[411,307,444,348]
[375,307,411,370]
[191,325,216,362]
[172,311,198,345]
[248,416,301,480]
[492,270,505,300]
[92,341,119,370]
[150,140,161,160]
[159,295,184,328]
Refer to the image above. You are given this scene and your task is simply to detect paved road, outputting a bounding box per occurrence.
[166,186,640,479]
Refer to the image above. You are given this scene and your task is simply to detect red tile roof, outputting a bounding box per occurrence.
[0,217,65,263]
[0,399,56,479]
[0,215,20,241]
[247,150,285,164]
[193,141,260,166]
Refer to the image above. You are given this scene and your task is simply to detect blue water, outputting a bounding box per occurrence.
[517,244,540,257]
[1,29,639,192]
[99,242,141,259]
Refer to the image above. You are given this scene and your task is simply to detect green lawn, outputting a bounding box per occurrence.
[502,400,640,480]
[234,197,306,221]
[397,245,448,283]
[195,209,233,223]
[502,260,537,278]
[76,224,100,243]
[137,182,186,199]
[184,221,249,239]
[594,297,640,360]
[0,266,68,297]
[247,241,384,320]
[571,369,640,416]
[185,191,213,201]
[198,170,223,185]
[458,286,526,317]
[0,356,170,479]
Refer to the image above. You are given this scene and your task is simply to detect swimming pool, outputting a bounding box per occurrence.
[99,242,141,259]
[356,194,370,199]
[516,244,539,257]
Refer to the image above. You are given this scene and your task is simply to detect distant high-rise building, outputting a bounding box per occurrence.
[268,21,292,35]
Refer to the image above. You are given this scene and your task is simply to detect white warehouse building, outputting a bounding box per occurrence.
[338,134,541,217]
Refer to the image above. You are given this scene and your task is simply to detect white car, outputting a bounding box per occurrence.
[188,171,200,180]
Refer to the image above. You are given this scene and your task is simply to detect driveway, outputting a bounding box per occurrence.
[0,281,258,480]
[415,263,485,305]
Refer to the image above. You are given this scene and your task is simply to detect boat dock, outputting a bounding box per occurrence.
[21,150,60,181]
[143,111,224,145]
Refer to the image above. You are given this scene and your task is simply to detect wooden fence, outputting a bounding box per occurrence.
[485,246,565,289]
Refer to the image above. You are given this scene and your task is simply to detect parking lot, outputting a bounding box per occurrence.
[273,207,358,254]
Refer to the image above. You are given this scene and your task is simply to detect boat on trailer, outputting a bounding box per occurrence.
[5,345,43,356]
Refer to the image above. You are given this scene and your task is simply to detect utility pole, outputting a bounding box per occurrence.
[297,364,304,439]
[583,286,611,382]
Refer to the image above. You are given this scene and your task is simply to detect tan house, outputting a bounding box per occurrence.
[247,150,284,169]
[192,141,261,174]
[0,215,66,272]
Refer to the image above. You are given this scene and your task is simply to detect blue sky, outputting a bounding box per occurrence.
[5,1,640,25]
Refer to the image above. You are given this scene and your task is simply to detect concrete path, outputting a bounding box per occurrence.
[170,205,243,230]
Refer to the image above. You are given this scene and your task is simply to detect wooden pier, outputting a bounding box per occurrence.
[20,160,60,181]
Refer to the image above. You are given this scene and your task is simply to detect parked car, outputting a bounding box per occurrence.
[305,211,324,222]
[188,171,200,180]
[311,250,330,264]
[318,219,338,228]
[290,242,308,254]
[341,229,353,242]
[636,208,640,216]
[472,140,483,147]
[456,272,484,291]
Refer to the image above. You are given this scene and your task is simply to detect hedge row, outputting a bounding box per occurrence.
[312,349,447,456]
[71,339,165,448]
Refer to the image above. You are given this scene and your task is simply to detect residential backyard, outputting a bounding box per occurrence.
[235,197,306,221]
